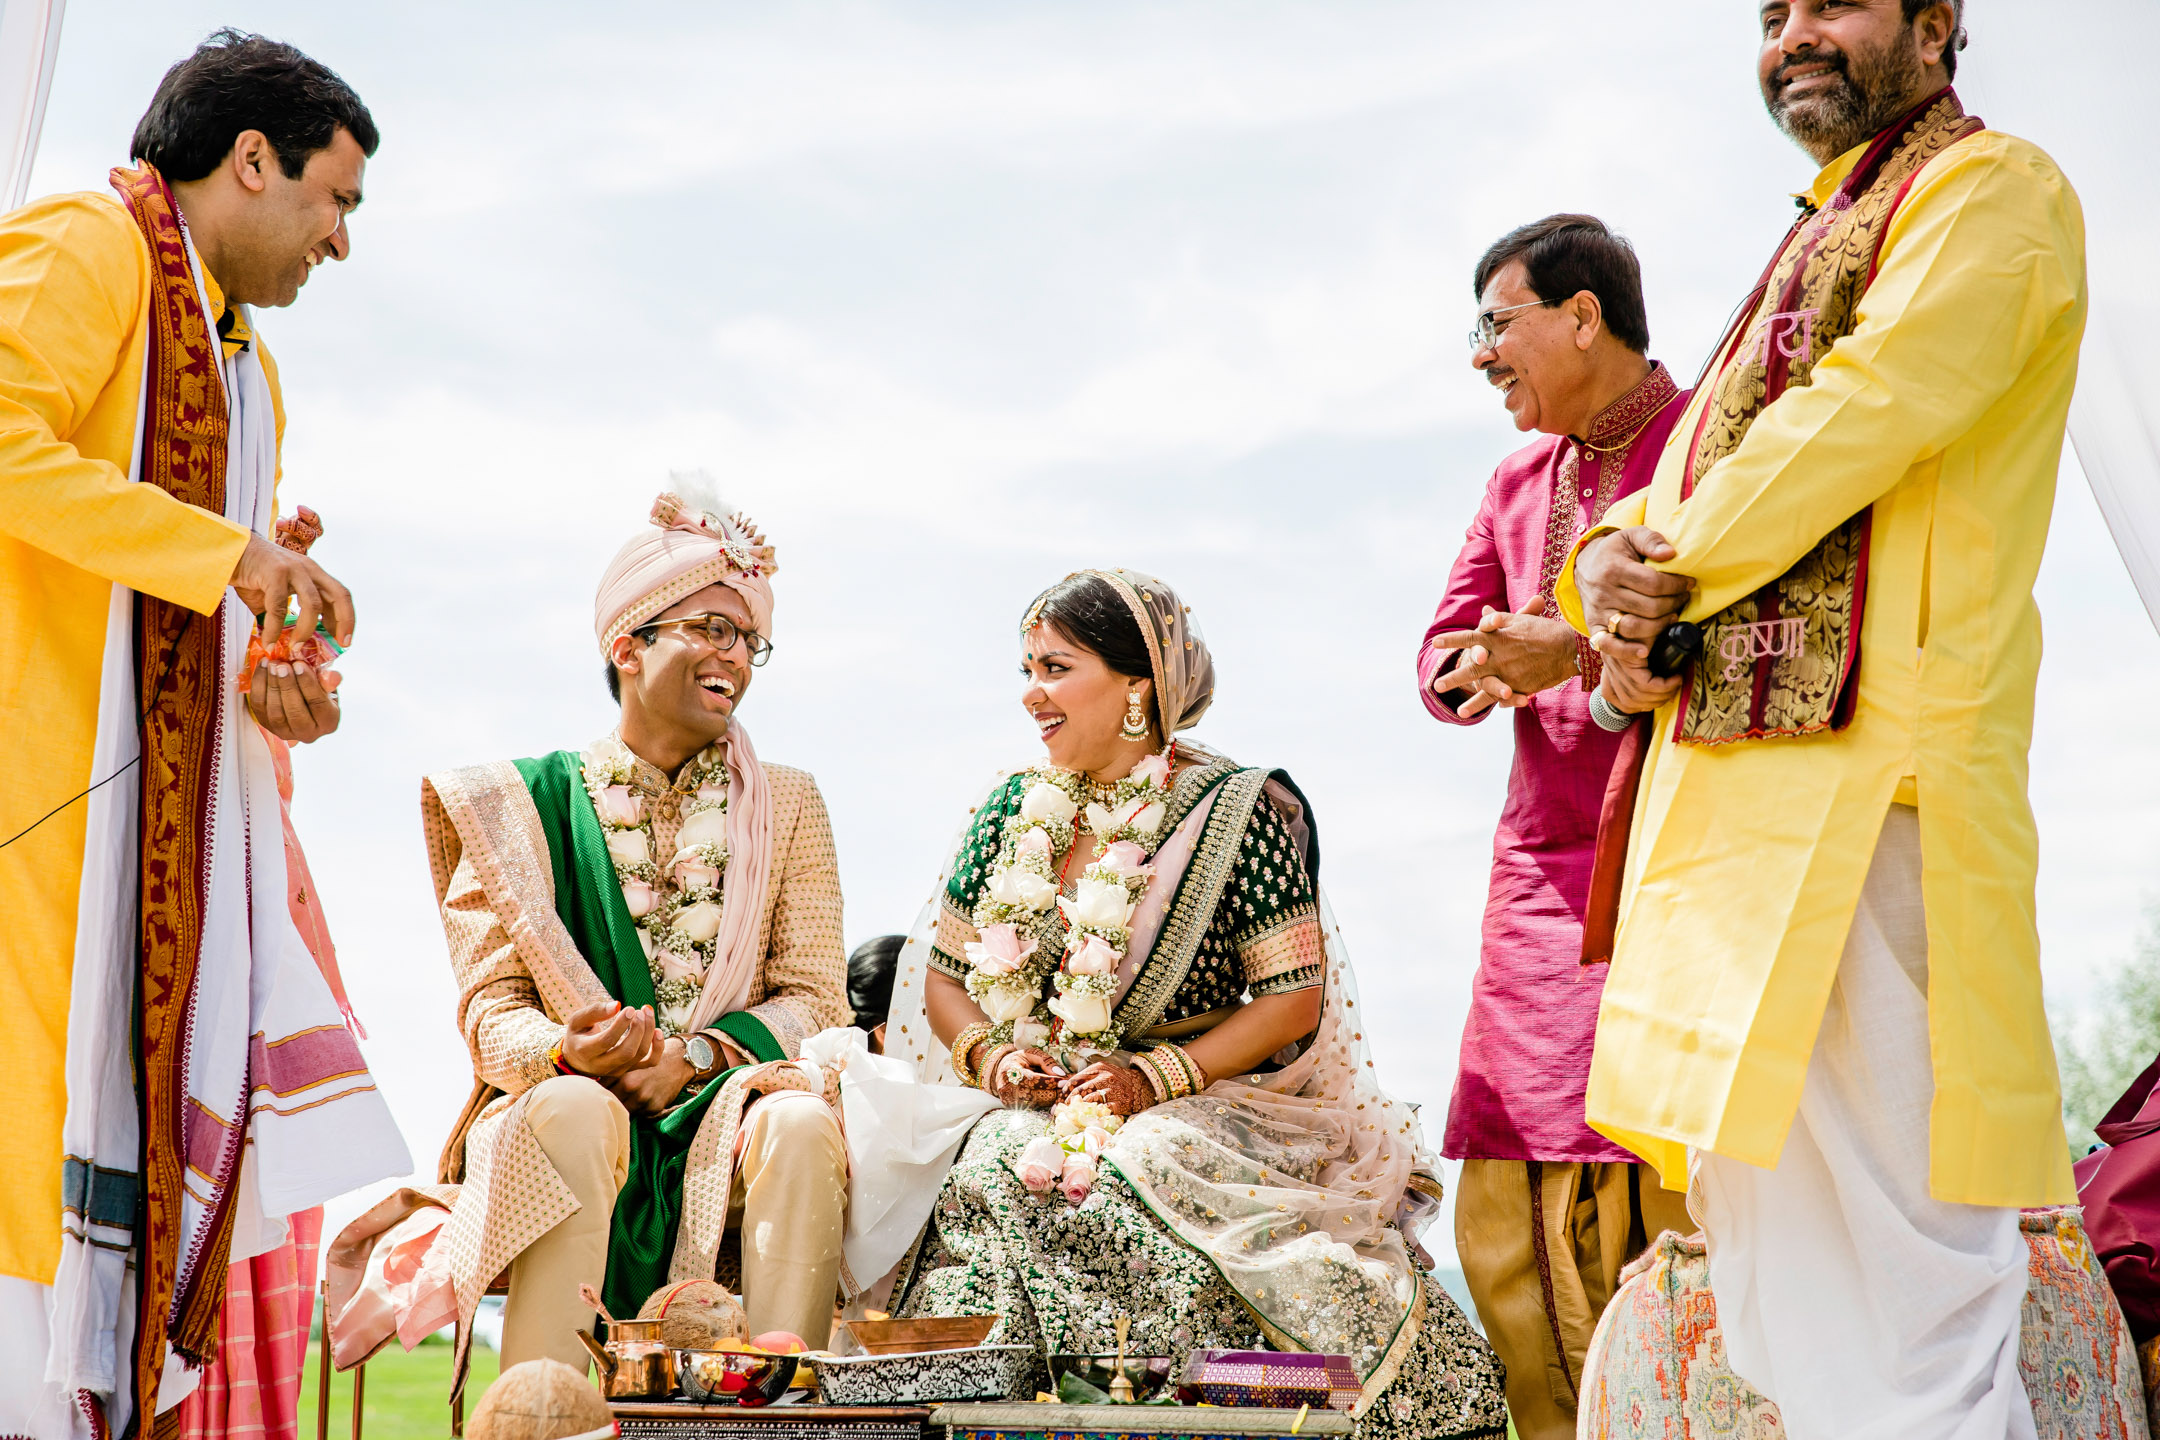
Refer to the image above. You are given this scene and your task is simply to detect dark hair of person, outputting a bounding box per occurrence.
[848,935,906,1032]
[605,656,623,703]
[1902,0,1965,81]
[132,28,379,184]
[1023,573,1153,682]
[1472,214,1651,355]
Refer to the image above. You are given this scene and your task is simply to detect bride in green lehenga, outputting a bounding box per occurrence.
[881,569,1507,1440]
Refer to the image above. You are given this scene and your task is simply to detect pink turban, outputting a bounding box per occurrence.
[593,480,781,1024]
[593,484,777,657]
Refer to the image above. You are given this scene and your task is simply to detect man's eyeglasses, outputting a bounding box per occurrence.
[1468,298,1561,352]
[635,612,774,666]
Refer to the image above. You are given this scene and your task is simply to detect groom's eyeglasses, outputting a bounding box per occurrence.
[635,613,774,667]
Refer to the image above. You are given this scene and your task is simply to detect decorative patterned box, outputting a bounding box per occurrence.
[1175,1351,1360,1412]
[932,1401,1352,1440]
[808,1345,1037,1406]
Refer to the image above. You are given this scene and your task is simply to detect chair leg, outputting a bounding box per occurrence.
[351,1362,365,1440]
[451,1386,463,1439]
[316,1280,332,1440]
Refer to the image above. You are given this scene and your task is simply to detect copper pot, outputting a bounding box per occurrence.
[576,1317,679,1400]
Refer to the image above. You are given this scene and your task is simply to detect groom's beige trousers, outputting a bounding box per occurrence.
[499,1076,848,1372]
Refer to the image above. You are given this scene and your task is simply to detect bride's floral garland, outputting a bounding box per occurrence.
[965,749,1174,1057]
[582,736,731,1036]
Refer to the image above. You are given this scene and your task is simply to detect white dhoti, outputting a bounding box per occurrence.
[1693,804,2035,1440]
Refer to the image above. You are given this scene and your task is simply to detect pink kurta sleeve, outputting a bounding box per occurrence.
[1417,470,1511,725]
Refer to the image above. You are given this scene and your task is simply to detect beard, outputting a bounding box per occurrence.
[1763,29,1930,161]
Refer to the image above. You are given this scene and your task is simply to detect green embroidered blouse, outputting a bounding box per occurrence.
[929,760,1324,1028]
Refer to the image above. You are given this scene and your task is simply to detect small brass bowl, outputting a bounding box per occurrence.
[677,1348,800,1407]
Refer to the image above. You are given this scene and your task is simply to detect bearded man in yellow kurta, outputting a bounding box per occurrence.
[0,31,408,1440]
[1556,3,2083,1437]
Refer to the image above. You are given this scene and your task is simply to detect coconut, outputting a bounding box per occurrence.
[639,1278,748,1351]
[468,1358,613,1440]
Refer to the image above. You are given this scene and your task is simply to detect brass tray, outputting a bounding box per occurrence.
[840,1317,996,1356]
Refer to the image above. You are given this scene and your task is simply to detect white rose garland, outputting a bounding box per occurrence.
[965,747,1176,1059]
[581,736,731,1037]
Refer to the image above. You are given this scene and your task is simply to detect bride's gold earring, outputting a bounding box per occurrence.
[1120,689,1150,743]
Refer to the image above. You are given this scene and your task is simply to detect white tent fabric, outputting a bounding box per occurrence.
[2069,296,2160,636]
[0,0,64,209]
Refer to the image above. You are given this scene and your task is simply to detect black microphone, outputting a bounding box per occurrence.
[1648,620,1703,680]
[1588,620,1703,732]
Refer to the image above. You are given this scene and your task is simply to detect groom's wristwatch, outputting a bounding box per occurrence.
[683,1031,729,1086]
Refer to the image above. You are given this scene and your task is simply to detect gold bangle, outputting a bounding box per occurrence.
[951,1022,996,1088]
[1141,1047,1183,1100]
[1132,1051,1170,1103]
[1153,1043,1203,1099]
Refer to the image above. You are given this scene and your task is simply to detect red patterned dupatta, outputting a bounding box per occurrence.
[110,162,241,1413]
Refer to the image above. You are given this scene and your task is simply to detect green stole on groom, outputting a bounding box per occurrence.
[514,750,785,1318]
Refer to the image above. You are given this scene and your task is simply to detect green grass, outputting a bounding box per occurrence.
[300,1333,500,1440]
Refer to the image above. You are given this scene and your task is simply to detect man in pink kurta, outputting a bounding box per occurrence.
[1413,215,1690,1440]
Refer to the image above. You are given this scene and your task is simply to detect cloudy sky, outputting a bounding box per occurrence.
[25,1,2160,1263]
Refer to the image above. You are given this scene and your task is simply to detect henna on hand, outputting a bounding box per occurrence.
[986,1046,1064,1108]
[1060,1060,1156,1118]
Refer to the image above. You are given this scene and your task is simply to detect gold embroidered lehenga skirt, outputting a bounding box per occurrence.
[894,1104,1507,1440]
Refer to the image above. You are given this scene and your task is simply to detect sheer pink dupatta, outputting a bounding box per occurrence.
[685,721,774,1027]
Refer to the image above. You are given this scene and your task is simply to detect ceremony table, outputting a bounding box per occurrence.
[603,1401,1353,1440]
[607,1403,934,1440]
[928,1404,1353,1440]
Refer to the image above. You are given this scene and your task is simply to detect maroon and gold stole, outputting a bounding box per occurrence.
[109,162,238,1418]
[1672,88,1982,743]
[1579,91,1981,964]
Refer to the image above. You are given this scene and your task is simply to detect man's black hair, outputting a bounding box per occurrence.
[1902,0,1966,82]
[1473,214,1651,355]
[132,28,378,183]
[848,935,905,1033]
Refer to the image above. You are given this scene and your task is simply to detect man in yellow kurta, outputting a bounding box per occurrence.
[1555,3,2081,1436]
[0,30,389,1437]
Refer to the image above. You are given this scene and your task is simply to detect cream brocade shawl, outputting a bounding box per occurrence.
[406,756,848,1389]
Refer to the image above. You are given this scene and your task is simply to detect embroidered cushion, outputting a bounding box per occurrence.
[2019,1207,2150,1439]
[2137,1334,2159,1438]
[1574,1229,1783,1439]
[1576,1208,2148,1439]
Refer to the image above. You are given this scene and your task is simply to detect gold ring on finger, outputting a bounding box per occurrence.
[1608,611,1625,634]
